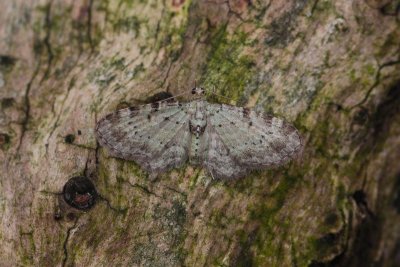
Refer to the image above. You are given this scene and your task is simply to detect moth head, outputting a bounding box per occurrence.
[191,87,205,96]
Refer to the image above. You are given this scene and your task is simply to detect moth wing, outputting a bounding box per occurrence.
[206,103,303,169]
[96,101,191,174]
[199,123,249,179]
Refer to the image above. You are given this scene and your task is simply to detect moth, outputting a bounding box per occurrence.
[95,87,303,179]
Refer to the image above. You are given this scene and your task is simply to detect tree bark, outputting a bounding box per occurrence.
[1,0,400,266]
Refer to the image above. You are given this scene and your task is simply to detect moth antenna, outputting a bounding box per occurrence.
[156,90,194,103]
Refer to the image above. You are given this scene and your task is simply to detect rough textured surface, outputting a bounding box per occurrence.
[0,0,400,266]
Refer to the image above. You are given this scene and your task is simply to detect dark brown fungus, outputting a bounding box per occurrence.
[63,176,97,210]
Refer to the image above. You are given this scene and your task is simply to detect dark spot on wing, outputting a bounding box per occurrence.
[264,115,273,124]
[164,117,170,121]
[230,121,235,125]
[249,121,253,126]
[176,121,179,124]
[218,124,222,127]
[148,136,151,139]
[77,130,82,135]
[147,114,151,121]
[129,111,137,118]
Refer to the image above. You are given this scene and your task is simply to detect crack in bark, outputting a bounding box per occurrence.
[87,0,95,53]
[164,185,187,199]
[225,0,245,22]
[40,0,55,84]
[350,59,400,110]
[352,190,375,218]
[126,180,163,198]
[83,153,91,178]
[98,194,128,213]
[160,61,173,89]
[310,0,319,16]
[62,217,79,267]
[16,59,42,153]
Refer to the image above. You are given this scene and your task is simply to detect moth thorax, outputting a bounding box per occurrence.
[189,118,207,137]
[191,87,205,95]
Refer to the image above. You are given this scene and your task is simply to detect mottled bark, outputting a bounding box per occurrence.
[0,0,400,266]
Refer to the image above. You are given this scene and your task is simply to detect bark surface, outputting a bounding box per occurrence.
[1,0,400,266]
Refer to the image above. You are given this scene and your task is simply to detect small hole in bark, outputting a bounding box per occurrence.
[64,134,75,144]
[77,130,82,135]
[63,176,97,211]
[0,133,10,147]
[352,190,367,206]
